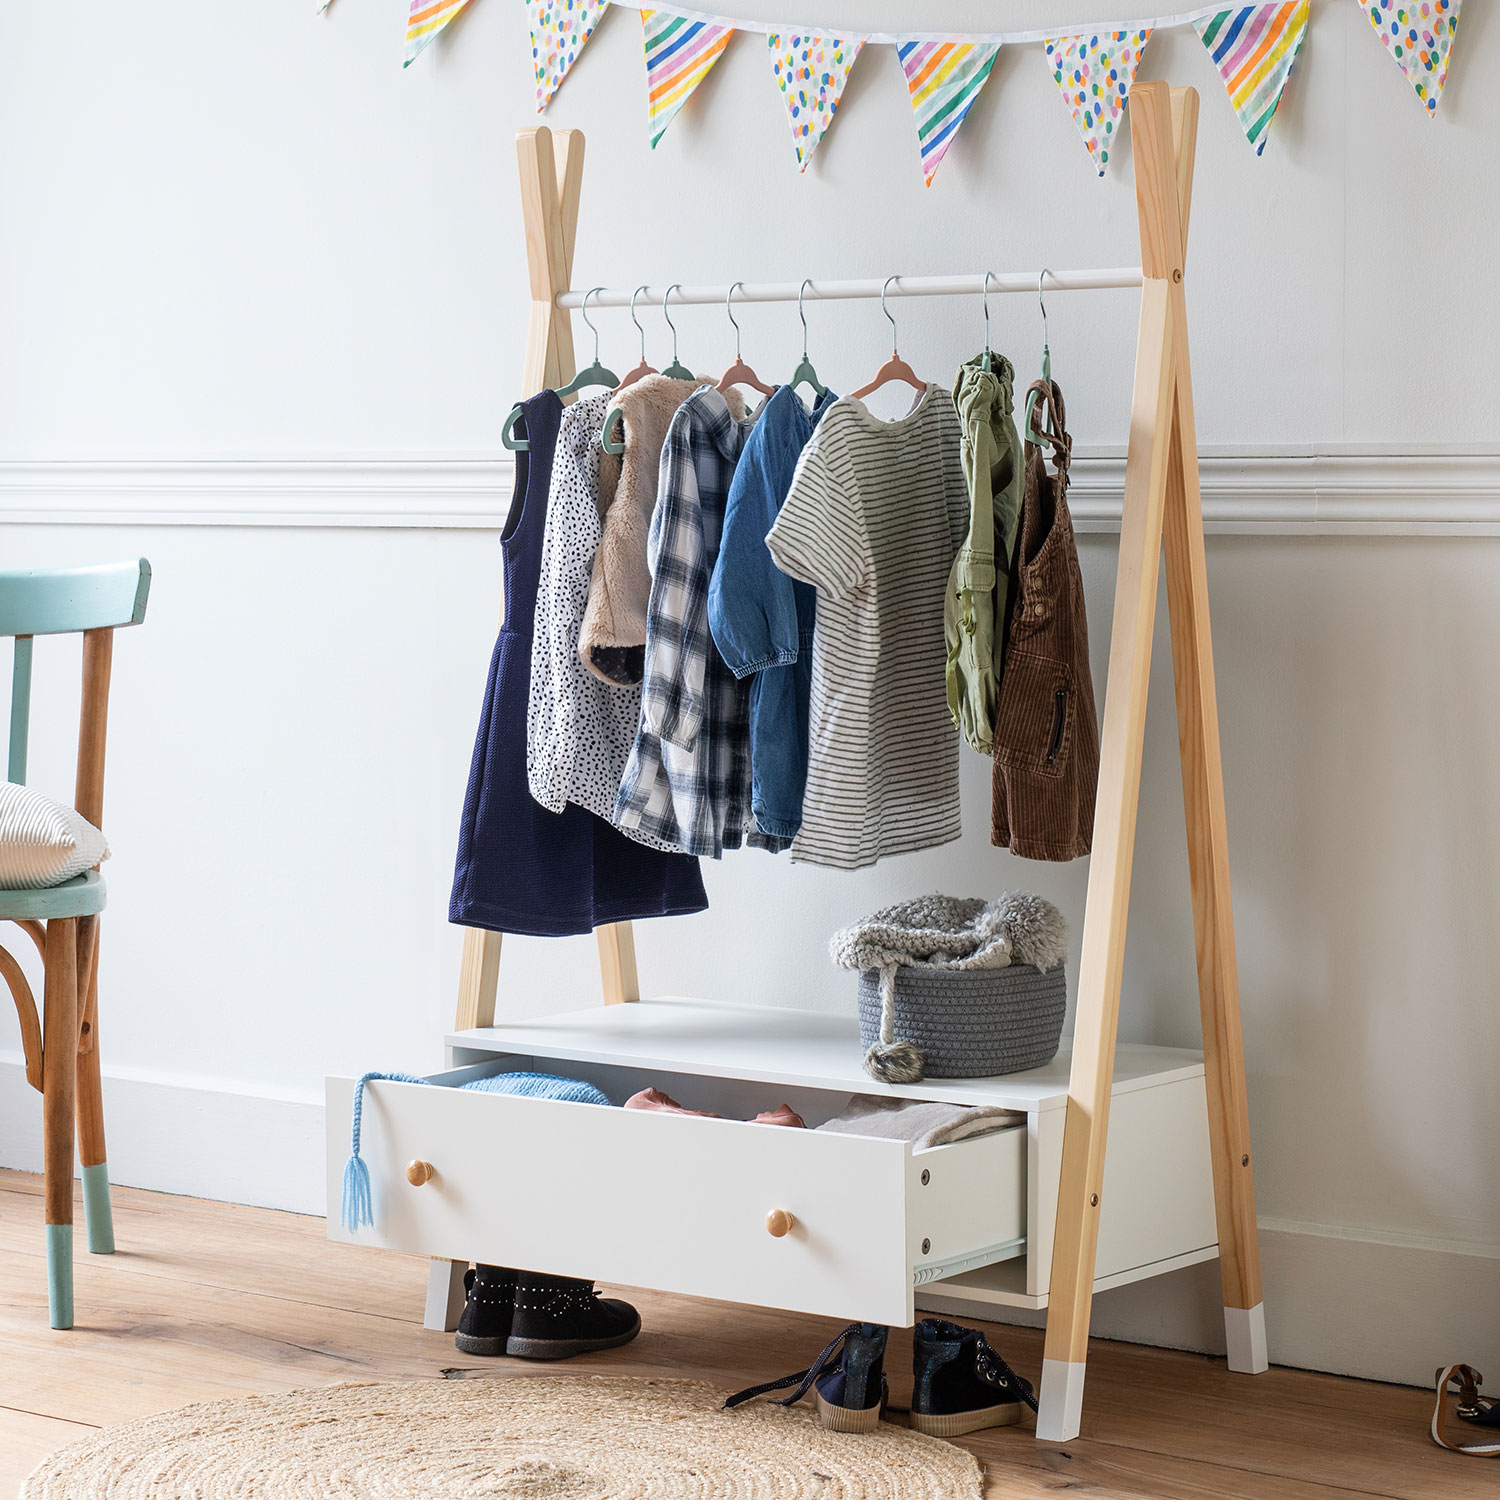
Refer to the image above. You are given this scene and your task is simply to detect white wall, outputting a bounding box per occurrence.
[2,0,1498,1386]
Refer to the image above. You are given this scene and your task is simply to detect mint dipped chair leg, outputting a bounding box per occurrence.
[0,559,150,1327]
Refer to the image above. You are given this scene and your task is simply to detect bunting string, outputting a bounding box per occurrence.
[373,0,1464,179]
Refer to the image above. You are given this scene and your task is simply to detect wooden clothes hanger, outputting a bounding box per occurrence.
[717,282,775,400]
[788,278,828,403]
[850,275,925,402]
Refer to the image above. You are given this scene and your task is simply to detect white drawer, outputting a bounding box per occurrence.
[327,1066,1026,1326]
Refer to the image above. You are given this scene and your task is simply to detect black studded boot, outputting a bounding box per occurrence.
[505,1273,641,1360]
[453,1263,517,1357]
[910,1318,1037,1436]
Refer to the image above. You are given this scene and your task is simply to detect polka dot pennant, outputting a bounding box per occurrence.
[1356,0,1461,116]
[527,0,611,112]
[1045,29,1151,176]
[767,32,862,172]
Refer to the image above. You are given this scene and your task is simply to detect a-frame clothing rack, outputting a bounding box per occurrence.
[450,81,1264,1443]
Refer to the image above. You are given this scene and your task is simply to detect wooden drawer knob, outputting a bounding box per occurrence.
[405,1160,435,1187]
[765,1209,796,1238]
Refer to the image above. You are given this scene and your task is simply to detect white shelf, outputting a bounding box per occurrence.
[448,996,1204,1112]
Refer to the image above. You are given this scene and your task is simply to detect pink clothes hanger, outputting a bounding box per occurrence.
[613,284,658,393]
[850,275,925,402]
[717,282,776,400]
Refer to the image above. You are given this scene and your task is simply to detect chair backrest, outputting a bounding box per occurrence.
[2,560,152,825]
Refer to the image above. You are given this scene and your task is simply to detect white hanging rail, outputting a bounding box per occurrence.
[555,269,1143,310]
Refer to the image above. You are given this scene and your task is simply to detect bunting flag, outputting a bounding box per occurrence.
[643,10,735,147]
[1046,29,1151,175]
[529,0,611,110]
[768,33,862,171]
[897,41,1001,186]
[381,2,1469,176]
[404,0,474,66]
[1193,4,1309,154]
[1356,0,1461,116]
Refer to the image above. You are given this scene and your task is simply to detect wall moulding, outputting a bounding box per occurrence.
[2,451,1500,535]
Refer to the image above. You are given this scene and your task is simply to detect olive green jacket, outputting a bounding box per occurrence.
[945,354,1023,753]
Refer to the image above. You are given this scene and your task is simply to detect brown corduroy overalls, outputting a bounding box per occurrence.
[990,379,1099,861]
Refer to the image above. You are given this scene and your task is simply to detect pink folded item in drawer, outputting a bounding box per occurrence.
[624,1088,806,1128]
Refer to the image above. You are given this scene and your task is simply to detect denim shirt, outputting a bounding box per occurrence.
[707,385,836,840]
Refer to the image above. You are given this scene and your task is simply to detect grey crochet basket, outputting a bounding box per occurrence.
[856,964,1067,1078]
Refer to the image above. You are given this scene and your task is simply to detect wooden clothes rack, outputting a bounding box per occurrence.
[453,81,1264,1443]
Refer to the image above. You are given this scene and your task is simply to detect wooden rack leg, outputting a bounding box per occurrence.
[1036,81,1248,1442]
[597,923,639,1004]
[1162,284,1266,1380]
[438,125,636,1303]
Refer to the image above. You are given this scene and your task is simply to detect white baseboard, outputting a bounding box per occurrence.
[6,1060,1494,1387]
[921,1221,1500,1389]
[0,1060,325,1216]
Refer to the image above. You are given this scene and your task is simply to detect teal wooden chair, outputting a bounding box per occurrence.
[1,559,150,1328]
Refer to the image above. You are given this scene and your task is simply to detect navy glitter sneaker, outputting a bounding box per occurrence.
[723,1322,889,1432]
[910,1317,1038,1436]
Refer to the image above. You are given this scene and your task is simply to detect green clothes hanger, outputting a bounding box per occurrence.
[501,403,529,451]
[981,271,996,374]
[504,288,618,451]
[556,287,620,399]
[603,283,694,455]
[788,278,827,401]
[659,283,694,381]
[1023,268,1053,446]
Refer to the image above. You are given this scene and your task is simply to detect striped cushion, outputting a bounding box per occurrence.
[0,782,109,889]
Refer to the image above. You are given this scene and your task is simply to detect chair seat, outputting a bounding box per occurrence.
[0,871,106,920]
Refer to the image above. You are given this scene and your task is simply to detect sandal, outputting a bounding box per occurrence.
[1432,1364,1500,1457]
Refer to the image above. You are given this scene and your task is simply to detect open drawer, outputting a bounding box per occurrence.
[326,1061,1026,1326]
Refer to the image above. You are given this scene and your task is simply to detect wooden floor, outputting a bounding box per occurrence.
[0,1168,1486,1499]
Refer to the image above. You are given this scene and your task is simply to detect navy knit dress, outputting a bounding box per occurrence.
[450,390,709,937]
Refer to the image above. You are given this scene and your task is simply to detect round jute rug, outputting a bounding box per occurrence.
[21,1376,985,1499]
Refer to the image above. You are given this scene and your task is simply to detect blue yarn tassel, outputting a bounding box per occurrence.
[339,1069,610,1234]
[341,1153,373,1234]
[341,1071,426,1234]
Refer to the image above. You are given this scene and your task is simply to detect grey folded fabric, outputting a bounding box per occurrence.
[815,1094,1025,1152]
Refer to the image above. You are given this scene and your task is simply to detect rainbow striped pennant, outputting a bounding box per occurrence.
[897,40,1001,186]
[1193,4,1310,153]
[643,10,735,147]
[404,0,473,67]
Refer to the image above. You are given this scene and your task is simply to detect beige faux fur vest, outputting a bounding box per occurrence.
[580,375,744,684]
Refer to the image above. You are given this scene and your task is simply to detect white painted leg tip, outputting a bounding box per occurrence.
[423,1258,468,1333]
[1036,1359,1086,1442]
[1224,1303,1269,1374]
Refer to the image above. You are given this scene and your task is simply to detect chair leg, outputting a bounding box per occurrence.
[75,918,113,1255]
[42,917,79,1329]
